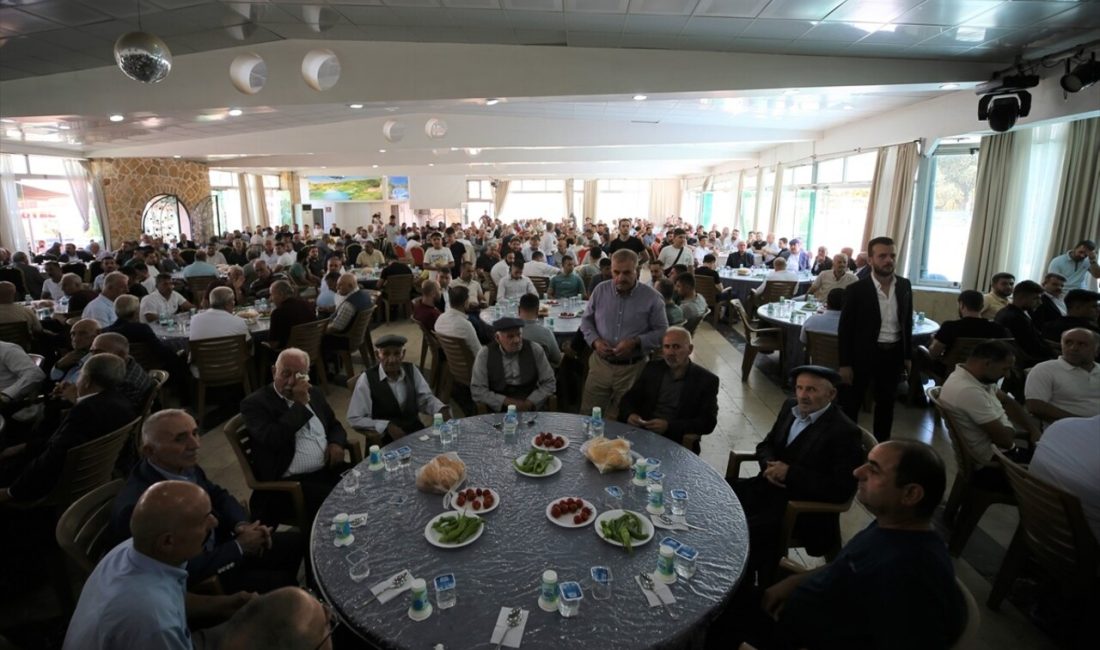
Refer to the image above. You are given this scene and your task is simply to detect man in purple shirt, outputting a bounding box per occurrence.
[580,249,668,419]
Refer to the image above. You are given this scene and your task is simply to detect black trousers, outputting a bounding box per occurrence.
[215,530,307,594]
[842,344,904,441]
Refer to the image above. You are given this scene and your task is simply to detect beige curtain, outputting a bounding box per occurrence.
[84,161,111,250]
[564,178,574,218]
[1047,116,1100,265]
[733,171,744,230]
[863,142,919,261]
[649,179,681,225]
[237,173,255,231]
[962,132,1017,291]
[766,163,784,234]
[251,174,270,228]
[583,179,598,223]
[492,180,510,218]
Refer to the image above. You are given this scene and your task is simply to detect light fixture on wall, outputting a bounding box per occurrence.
[114,1,173,83]
[109,114,125,122]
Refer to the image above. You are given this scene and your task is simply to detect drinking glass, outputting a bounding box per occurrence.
[668,489,688,516]
[343,469,360,494]
[433,574,457,609]
[674,545,698,579]
[349,556,371,582]
[383,451,400,472]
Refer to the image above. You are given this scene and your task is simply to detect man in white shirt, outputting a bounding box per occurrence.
[939,340,1040,475]
[761,233,781,261]
[434,285,482,361]
[93,256,119,291]
[1024,328,1100,421]
[490,251,515,289]
[497,260,537,302]
[1029,414,1100,543]
[752,257,799,297]
[41,261,64,301]
[808,254,858,301]
[139,273,194,322]
[0,340,46,428]
[82,272,127,327]
[422,232,454,275]
[522,251,560,278]
[657,229,694,271]
[206,243,228,266]
[260,240,280,267]
[188,286,251,346]
[452,261,486,308]
[272,242,296,272]
[347,334,448,443]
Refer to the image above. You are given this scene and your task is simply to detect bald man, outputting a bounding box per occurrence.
[82,271,127,327]
[92,332,154,406]
[218,586,334,650]
[64,481,252,650]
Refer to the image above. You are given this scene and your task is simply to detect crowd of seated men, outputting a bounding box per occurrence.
[0,221,1097,649]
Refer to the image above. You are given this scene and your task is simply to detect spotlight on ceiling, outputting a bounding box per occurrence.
[978,93,1032,132]
[485,98,500,106]
[109,114,125,122]
[228,108,244,117]
[975,72,1038,133]
[1061,55,1100,93]
[633,94,647,101]
[348,103,364,109]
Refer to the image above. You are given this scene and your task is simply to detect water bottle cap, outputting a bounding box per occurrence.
[592,407,602,418]
[542,570,557,582]
[507,405,517,413]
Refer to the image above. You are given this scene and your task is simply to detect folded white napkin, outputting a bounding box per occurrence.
[635,573,676,607]
[329,513,368,530]
[649,515,687,531]
[371,570,413,605]
[490,607,529,648]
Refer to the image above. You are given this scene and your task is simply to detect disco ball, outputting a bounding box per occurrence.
[114,32,173,84]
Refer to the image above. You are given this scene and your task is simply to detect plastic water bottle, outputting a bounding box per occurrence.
[23,294,31,306]
[589,407,604,439]
[58,295,69,315]
[432,413,444,437]
[502,405,518,443]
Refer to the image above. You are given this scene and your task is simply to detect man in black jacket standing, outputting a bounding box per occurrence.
[240,347,352,525]
[728,365,864,584]
[110,409,303,592]
[619,326,718,453]
[838,236,913,441]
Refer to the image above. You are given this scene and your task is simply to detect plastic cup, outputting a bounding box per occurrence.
[433,573,457,609]
[383,450,400,472]
[397,446,412,469]
[349,556,371,582]
[674,545,699,579]
[558,581,583,618]
[439,423,454,445]
[589,566,612,601]
[333,513,351,539]
[669,489,688,516]
[343,470,360,494]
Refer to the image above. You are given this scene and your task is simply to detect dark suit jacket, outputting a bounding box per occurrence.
[995,305,1054,365]
[1031,295,1063,334]
[618,360,718,448]
[109,459,249,584]
[269,297,317,349]
[239,384,348,482]
[8,389,136,501]
[725,251,754,268]
[749,399,863,553]
[838,274,913,369]
[103,319,178,366]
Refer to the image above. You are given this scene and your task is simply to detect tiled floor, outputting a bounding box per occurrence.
[189,314,1053,650]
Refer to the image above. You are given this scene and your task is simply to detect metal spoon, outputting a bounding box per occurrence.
[638,573,677,619]
[358,572,409,608]
[494,607,522,650]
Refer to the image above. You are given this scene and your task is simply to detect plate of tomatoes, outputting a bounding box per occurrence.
[532,432,570,451]
[453,487,499,515]
[545,497,597,528]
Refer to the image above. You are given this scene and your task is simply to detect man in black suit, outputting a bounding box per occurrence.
[1032,271,1066,334]
[266,280,316,351]
[838,236,913,441]
[0,353,136,503]
[110,409,304,592]
[240,347,352,525]
[619,327,719,454]
[729,365,863,584]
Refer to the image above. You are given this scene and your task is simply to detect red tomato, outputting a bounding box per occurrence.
[573,514,582,524]
[456,494,466,506]
[472,500,482,510]
[475,488,483,497]
[553,439,564,448]
[582,507,593,516]
[483,494,494,506]
[551,505,561,518]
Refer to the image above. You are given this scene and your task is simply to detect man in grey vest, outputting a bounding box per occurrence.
[347,334,448,444]
[471,317,556,412]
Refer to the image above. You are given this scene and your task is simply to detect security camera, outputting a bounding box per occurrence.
[978,92,1032,132]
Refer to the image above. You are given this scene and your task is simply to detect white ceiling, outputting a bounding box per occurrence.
[0,1,1097,177]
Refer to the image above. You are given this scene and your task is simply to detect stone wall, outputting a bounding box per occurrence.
[89,158,211,243]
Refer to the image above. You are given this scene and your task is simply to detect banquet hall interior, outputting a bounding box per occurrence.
[1,1,1099,649]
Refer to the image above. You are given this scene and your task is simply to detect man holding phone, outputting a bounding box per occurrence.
[241,347,353,526]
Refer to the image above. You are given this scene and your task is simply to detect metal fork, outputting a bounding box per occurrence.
[494,607,522,649]
[638,573,678,619]
[358,572,409,608]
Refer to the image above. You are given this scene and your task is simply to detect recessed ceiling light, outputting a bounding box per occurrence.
[485,98,500,106]
[428,163,434,167]
[0,118,13,123]
[349,103,364,109]
[173,155,181,158]
[228,108,243,117]
[378,149,386,153]
[320,166,327,169]
[58,124,70,130]
[372,164,379,168]
[109,114,125,122]
[939,83,961,90]
[633,94,647,101]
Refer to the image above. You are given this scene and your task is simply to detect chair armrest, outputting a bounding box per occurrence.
[347,439,363,464]
[779,498,854,556]
[726,450,761,480]
[250,480,307,530]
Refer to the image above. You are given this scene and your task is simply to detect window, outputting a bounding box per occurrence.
[501,178,567,221]
[142,194,191,242]
[913,145,979,285]
[770,152,877,256]
[3,153,103,252]
[597,179,649,220]
[571,182,584,220]
[467,179,493,201]
[740,171,758,232]
[210,170,243,233]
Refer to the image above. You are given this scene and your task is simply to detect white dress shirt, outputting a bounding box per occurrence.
[435,308,482,359]
[522,260,560,277]
[346,363,445,433]
[140,291,188,320]
[281,394,328,476]
[490,260,512,287]
[497,276,538,302]
[872,274,900,343]
[82,294,118,327]
[187,308,251,342]
[42,277,63,301]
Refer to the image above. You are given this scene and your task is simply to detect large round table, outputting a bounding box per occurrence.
[718,271,812,304]
[310,413,747,650]
[479,299,588,342]
[148,310,272,352]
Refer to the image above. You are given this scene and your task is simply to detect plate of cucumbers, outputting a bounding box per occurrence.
[424,512,485,549]
[594,509,654,553]
[513,449,562,477]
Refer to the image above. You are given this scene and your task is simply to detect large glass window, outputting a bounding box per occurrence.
[915,146,979,285]
[3,153,102,253]
[597,179,650,221]
[210,170,243,233]
[770,152,876,255]
[740,171,757,232]
[500,179,566,221]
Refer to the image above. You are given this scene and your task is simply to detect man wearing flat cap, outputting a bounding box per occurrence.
[347,334,449,444]
[729,365,864,584]
[471,317,556,412]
